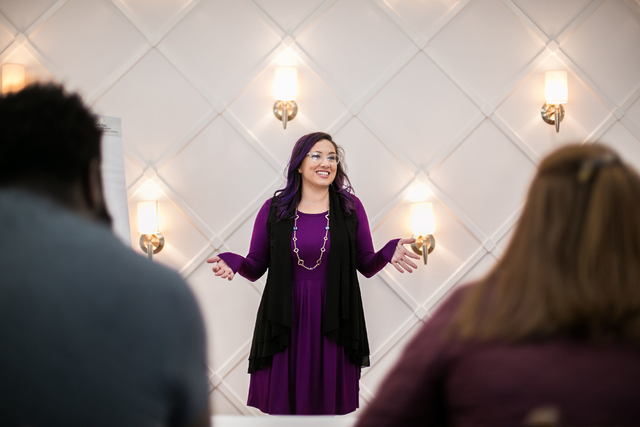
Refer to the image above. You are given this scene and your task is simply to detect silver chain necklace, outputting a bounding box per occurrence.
[293,205,330,270]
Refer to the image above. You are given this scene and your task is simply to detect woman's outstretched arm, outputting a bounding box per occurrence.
[354,197,419,277]
[207,199,271,282]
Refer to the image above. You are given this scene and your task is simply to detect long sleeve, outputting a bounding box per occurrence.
[353,196,400,278]
[217,199,271,282]
[355,288,468,427]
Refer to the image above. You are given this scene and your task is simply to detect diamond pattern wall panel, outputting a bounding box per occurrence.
[188,261,262,372]
[359,320,423,395]
[27,0,147,97]
[123,153,143,190]
[359,274,415,354]
[464,251,497,281]
[252,0,325,34]
[295,0,415,102]
[599,122,640,172]
[0,0,57,32]
[211,388,244,416]
[512,0,592,39]
[382,0,461,38]
[429,120,537,236]
[423,251,499,318]
[494,224,514,257]
[360,52,480,172]
[94,49,214,167]
[221,360,258,415]
[429,0,546,103]
[0,21,13,51]
[158,116,280,236]
[119,0,192,35]
[333,118,414,217]
[160,0,282,103]
[561,0,640,106]
[217,209,260,263]
[5,0,640,416]
[627,98,640,133]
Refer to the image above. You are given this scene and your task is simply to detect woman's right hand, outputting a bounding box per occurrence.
[206,256,235,281]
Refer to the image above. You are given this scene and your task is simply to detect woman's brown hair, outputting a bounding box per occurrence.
[452,144,640,343]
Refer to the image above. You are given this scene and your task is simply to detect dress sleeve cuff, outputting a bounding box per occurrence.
[381,238,401,263]
[217,252,244,274]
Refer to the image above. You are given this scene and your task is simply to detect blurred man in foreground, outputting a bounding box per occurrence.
[0,84,211,427]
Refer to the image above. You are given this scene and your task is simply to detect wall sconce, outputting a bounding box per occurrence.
[1,63,25,94]
[137,201,164,260]
[273,67,298,129]
[410,202,436,265]
[541,70,567,133]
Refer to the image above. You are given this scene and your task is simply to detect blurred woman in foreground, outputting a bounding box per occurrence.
[356,144,640,427]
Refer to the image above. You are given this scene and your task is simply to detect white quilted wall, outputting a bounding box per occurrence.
[2,0,640,417]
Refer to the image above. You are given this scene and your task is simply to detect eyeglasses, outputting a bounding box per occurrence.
[307,151,340,165]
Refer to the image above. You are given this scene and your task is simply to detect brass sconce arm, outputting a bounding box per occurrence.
[273,100,298,129]
[541,103,565,133]
[411,234,435,265]
[139,233,165,260]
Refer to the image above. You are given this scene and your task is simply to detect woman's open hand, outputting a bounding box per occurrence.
[390,238,420,273]
[206,256,235,281]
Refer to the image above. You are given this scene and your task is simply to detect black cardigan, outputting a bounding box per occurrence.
[247,188,371,373]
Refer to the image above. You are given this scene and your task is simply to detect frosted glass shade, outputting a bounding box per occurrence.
[137,201,160,234]
[2,63,25,94]
[274,67,297,101]
[545,70,568,104]
[411,202,435,235]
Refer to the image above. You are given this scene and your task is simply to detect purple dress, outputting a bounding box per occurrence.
[218,196,398,415]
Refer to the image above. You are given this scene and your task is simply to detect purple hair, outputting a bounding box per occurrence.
[275,132,355,220]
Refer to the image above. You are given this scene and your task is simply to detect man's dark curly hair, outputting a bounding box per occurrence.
[0,84,101,185]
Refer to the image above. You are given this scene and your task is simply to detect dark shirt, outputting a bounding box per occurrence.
[0,190,209,427]
[356,286,640,427]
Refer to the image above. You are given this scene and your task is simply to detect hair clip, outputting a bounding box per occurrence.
[577,153,617,183]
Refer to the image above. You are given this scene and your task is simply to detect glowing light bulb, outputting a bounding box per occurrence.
[411,202,435,236]
[274,67,297,101]
[545,70,568,105]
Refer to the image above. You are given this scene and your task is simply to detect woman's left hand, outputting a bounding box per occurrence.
[390,238,421,273]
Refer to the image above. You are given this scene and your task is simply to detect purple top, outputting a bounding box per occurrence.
[218,196,399,281]
[356,286,640,427]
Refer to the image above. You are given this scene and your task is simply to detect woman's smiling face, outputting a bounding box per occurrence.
[299,139,338,190]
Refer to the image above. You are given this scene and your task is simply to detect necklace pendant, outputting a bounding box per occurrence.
[292,206,330,270]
